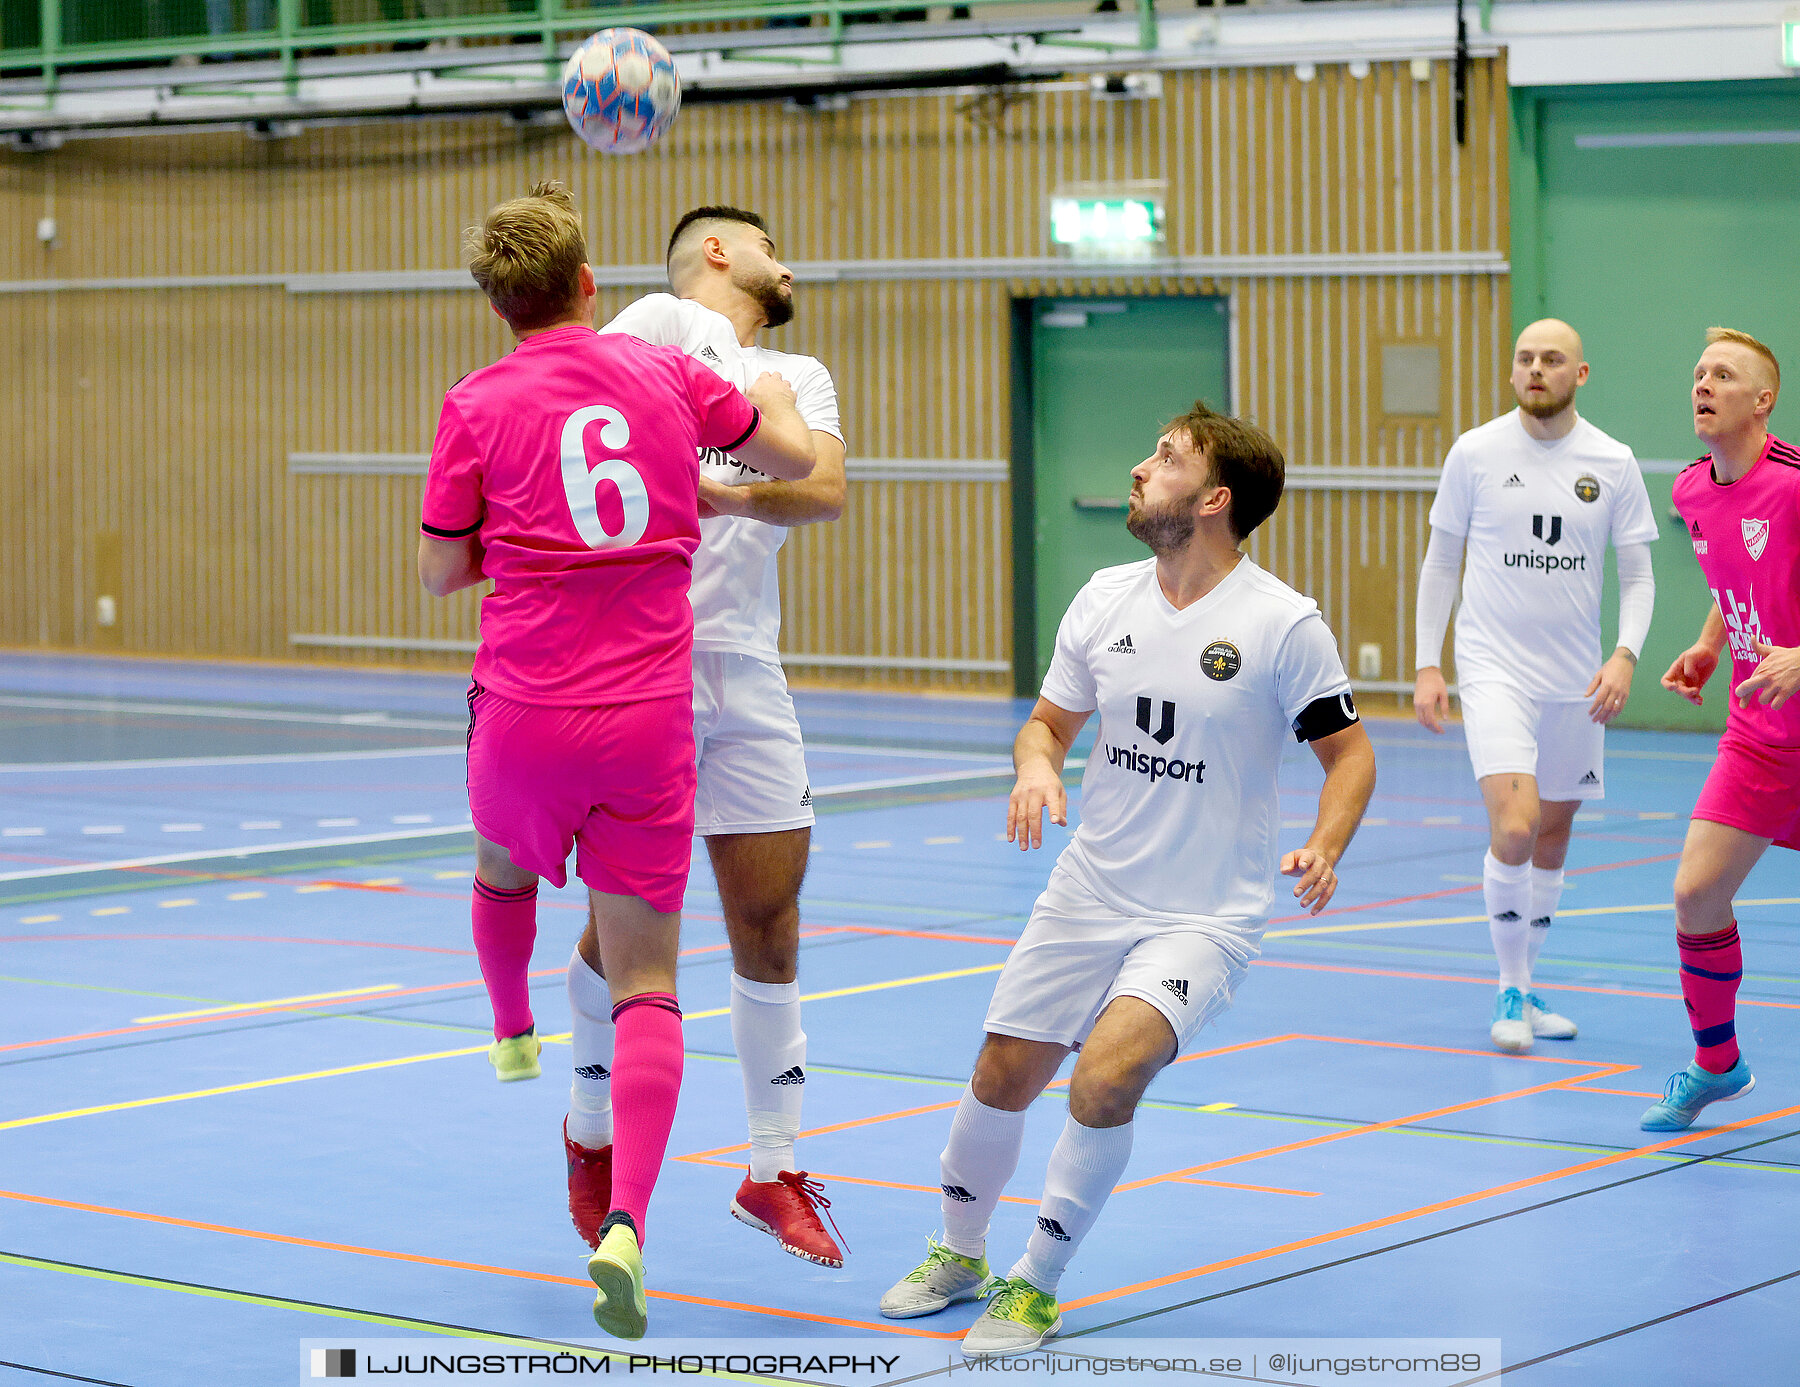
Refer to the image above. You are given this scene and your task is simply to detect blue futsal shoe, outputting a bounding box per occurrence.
[1639,1058,1756,1132]
[1489,987,1531,1055]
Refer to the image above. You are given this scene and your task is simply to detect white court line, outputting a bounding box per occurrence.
[813,758,1086,797]
[0,823,474,883]
[0,694,464,733]
[0,745,466,773]
[805,741,1013,764]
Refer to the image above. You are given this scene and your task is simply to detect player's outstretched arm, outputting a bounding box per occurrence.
[1282,721,1376,915]
[1008,698,1089,852]
[701,432,846,526]
[417,533,486,597]
[731,371,815,481]
[1661,607,1726,706]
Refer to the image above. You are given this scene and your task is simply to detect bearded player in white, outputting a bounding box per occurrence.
[557,208,849,1268]
[878,404,1376,1358]
[1414,319,1658,1054]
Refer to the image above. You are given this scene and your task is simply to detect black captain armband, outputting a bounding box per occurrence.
[1292,691,1360,743]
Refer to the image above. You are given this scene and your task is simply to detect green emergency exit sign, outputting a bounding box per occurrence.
[1786,21,1799,68]
[1050,197,1162,249]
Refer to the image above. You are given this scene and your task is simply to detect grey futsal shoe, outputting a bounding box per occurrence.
[878,1238,996,1319]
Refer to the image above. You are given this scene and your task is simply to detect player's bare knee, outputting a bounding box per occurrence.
[970,1034,1056,1112]
[1068,1059,1154,1127]
[1490,819,1536,865]
[1673,868,1731,932]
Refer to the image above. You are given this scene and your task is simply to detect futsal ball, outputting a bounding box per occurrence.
[561,28,681,155]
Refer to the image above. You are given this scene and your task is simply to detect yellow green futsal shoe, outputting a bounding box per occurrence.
[488,1028,541,1082]
[588,1217,648,1340]
[961,1276,1061,1359]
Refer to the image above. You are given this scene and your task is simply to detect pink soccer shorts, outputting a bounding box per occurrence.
[465,685,697,912]
[1691,727,1800,852]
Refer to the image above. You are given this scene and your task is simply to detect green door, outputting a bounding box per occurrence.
[1022,296,1230,690]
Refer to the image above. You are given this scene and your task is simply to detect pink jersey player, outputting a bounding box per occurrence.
[1643,329,1793,1138]
[417,181,815,1339]
[1673,434,1800,751]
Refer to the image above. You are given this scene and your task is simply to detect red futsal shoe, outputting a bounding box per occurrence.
[729,1170,847,1268]
[564,1118,613,1250]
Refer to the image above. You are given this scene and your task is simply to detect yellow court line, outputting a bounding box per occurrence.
[4,965,1010,1131]
[0,1044,489,1132]
[134,984,404,1024]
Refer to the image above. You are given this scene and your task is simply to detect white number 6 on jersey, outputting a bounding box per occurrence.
[560,406,648,549]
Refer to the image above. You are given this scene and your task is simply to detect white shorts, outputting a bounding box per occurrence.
[1459,682,1604,801]
[693,650,816,836]
[984,860,1260,1054]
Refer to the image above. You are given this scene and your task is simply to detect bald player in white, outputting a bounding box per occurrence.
[1414,319,1659,1054]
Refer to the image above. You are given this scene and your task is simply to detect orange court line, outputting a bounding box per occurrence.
[1576,1086,1663,1098]
[1174,1178,1321,1197]
[674,1034,1304,1161]
[1061,1101,1800,1311]
[0,1187,962,1339]
[679,1156,1039,1205]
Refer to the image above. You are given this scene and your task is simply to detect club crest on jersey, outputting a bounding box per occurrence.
[1574,475,1600,503]
[1743,518,1770,562]
[1200,641,1241,681]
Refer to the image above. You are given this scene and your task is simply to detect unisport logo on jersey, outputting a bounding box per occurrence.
[1505,513,1589,574]
[1102,696,1204,785]
[1691,519,1708,556]
[699,445,765,478]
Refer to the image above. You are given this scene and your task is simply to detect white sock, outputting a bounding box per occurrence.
[939,1086,1027,1259]
[731,973,805,1183]
[1526,866,1564,977]
[566,947,614,1150]
[1484,850,1534,990]
[1012,1116,1134,1296]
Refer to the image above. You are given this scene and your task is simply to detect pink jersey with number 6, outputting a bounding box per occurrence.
[422,324,761,707]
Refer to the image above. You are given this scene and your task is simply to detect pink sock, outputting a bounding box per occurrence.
[1678,923,1743,1074]
[608,992,684,1244]
[472,877,537,1041]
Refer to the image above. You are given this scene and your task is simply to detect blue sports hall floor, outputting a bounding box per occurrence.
[2,652,1796,1386]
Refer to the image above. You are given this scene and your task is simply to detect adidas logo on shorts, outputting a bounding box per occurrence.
[771,1065,806,1086]
[1579,770,1599,785]
[799,785,813,808]
[1503,474,1524,487]
[1107,634,1136,654]
[1161,978,1189,1004]
[574,1063,611,1082]
[1494,910,1521,923]
[942,1184,977,1203]
[1036,1216,1072,1242]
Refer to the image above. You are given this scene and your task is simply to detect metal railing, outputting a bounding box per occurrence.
[1,0,1167,88]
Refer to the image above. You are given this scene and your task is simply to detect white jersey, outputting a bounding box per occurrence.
[1041,557,1353,936]
[600,294,844,660]
[1430,410,1658,701]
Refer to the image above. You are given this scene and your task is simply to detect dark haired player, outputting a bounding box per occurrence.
[419,183,815,1337]
[876,404,1376,1358]
[561,208,850,1269]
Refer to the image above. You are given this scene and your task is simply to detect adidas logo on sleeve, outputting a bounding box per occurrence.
[1503,474,1524,487]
